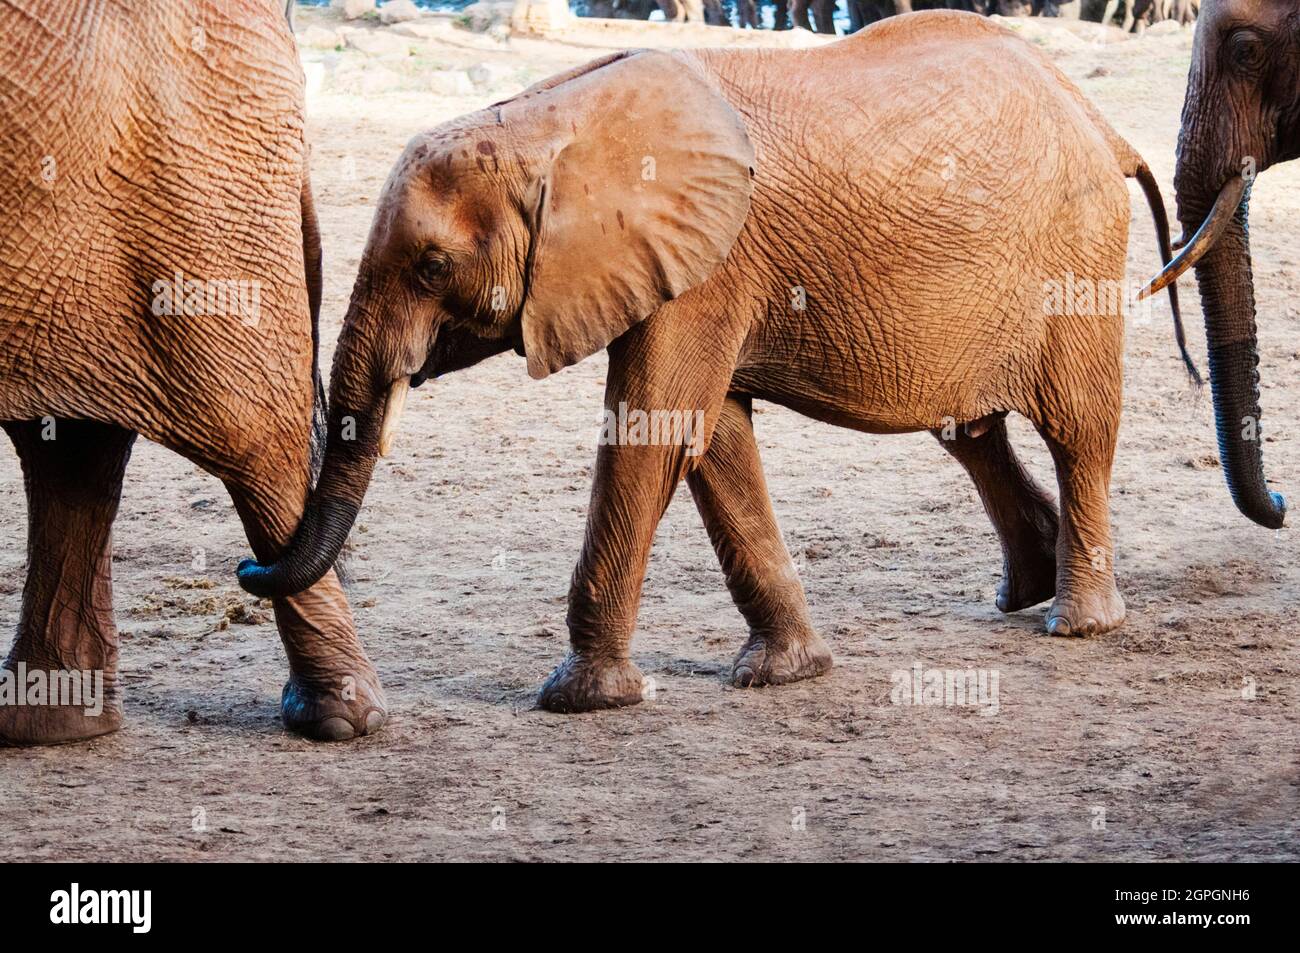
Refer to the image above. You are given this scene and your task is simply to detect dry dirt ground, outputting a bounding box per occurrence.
[2,12,1296,861]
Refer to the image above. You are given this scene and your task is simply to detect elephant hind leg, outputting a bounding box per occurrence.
[687,395,831,688]
[0,418,135,746]
[933,416,1059,613]
[1036,404,1126,637]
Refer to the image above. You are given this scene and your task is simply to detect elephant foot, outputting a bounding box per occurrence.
[1045,583,1126,637]
[281,671,388,742]
[730,632,832,688]
[996,547,1057,612]
[0,686,122,747]
[537,653,646,713]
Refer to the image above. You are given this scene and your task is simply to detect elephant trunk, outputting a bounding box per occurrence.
[238,328,400,598]
[1180,180,1287,529]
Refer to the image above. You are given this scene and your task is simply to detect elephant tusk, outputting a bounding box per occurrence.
[377,378,408,458]
[1138,176,1247,301]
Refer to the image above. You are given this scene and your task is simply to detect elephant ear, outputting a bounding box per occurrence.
[510,51,755,380]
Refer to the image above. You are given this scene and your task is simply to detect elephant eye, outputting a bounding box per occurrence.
[414,251,451,291]
[1226,30,1267,72]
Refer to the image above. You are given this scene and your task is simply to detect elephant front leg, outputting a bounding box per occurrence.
[228,478,386,741]
[0,419,135,746]
[535,435,678,713]
[687,396,831,688]
[537,355,736,713]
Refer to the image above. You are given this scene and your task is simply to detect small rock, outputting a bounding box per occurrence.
[429,69,476,97]
[360,66,404,95]
[225,602,271,626]
[345,30,412,58]
[299,25,343,50]
[378,0,423,24]
[466,60,517,91]
[1146,20,1182,36]
[459,1,515,34]
[389,20,452,39]
[1087,66,1110,78]
[1185,453,1220,470]
[331,0,376,19]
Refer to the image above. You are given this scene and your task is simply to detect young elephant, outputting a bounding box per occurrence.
[239,12,1184,712]
[0,1,386,743]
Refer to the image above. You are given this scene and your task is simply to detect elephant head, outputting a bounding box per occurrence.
[1142,0,1293,529]
[237,50,754,598]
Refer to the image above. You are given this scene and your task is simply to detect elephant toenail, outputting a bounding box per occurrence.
[315,716,356,741]
[1046,616,1072,637]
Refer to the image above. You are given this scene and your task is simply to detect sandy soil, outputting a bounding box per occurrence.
[2,12,1296,861]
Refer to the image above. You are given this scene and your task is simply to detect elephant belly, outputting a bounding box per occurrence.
[732,293,1038,435]
[704,14,1132,435]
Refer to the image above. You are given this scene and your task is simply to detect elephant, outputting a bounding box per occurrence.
[844,2,1045,36]
[734,0,762,28]
[791,0,838,32]
[656,0,730,22]
[0,1,386,744]
[1096,0,1196,30]
[239,11,1185,713]
[1139,0,1288,529]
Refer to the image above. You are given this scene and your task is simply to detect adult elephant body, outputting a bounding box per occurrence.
[0,0,385,743]
[242,12,1182,711]
[1141,0,1289,528]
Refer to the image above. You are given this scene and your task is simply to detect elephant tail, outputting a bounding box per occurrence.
[301,169,328,486]
[1130,160,1202,386]
[1051,70,1202,385]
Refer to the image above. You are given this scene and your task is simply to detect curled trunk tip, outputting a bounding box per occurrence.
[237,500,363,598]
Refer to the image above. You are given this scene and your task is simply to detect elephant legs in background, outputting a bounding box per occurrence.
[226,468,387,741]
[789,0,838,32]
[687,396,832,689]
[0,419,135,745]
[810,0,837,33]
[933,417,1059,614]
